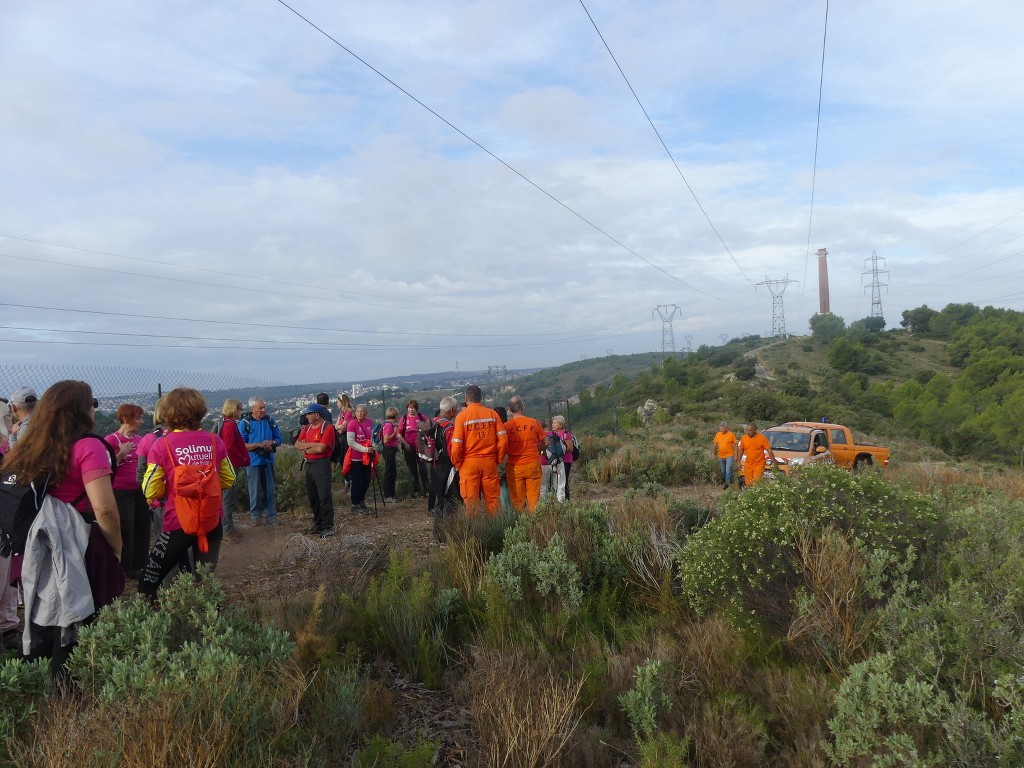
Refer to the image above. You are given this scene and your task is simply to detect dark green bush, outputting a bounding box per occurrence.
[677,466,941,629]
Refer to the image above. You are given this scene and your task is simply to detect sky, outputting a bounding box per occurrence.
[2,0,1023,385]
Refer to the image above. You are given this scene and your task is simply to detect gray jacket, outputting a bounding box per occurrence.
[21,495,95,654]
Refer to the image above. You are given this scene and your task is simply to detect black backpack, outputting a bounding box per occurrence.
[330,423,346,464]
[0,434,116,556]
[432,418,454,466]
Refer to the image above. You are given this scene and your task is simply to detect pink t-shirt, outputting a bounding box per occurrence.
[346,417,374,453]
[137,429,163,463]
[146,431,229,532]
[51,436,114,515]
[556,429,574,464]
[399,413,425,447]
[382,420,399,448]
[336,409,354,432]
[105,431,142,491]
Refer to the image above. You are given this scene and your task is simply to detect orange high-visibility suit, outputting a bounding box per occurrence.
[739,432,772,486]
[504,415,545,512]
[450,403,508,515]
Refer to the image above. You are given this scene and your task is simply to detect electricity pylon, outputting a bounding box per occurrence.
[652,305,680,356]
[756,275,797,337]
[862,250,889,319]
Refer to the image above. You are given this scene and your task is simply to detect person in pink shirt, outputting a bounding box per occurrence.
[104,403,149,578]
[140,388,235,599]
[2,380,122,669]
[397,399,430,496]
[217,398,251,533]
[380,406,400,502]
[552,415,576,501]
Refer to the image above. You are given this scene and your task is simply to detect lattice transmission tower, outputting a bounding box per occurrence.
[684,334,694,354]
[862,250,889,319]
[756,275,797,337]
[652,304,680,356]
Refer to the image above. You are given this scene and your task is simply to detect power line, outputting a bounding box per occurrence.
[0,323,632,351]
[0,301,594,339]
[273,0,727,301]
[801,0,830,295]
[0,233,450,312]
[578,0,756,291]
[903,247,1024,288]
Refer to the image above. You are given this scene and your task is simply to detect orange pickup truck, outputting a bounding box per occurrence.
[760,422,890,476]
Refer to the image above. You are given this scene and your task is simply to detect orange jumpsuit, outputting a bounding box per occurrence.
[450,403,508,515]
[504,415,545,512]
[739,433,772,486]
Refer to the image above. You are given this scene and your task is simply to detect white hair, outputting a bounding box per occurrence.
[248,396,265,409]
[439,396,457,413]
[552,415,566,428]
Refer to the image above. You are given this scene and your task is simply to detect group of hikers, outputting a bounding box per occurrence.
[0,380,576,675]
[288,386,579,542]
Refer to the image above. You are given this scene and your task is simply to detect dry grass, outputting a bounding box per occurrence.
[889,461,1024,501]
[462,646,586,768]
[11,665,307,768]
[785,527,877,675]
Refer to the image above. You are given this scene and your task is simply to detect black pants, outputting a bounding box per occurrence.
[403,446,429,493]
[304,458,334,531]
[430,460,461,542]
[113,487,151,574]
[139,524,223,599]
[382,446,398,497]
[350,461,371,506]
[564,462,573,500]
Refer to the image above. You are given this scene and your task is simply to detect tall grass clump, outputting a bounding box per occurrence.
[461,646,585,768]
[585,444,716,487]
[342,550,467,688]
[0,659,48,763]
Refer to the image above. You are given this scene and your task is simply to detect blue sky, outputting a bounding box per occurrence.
[2,0,1023,384]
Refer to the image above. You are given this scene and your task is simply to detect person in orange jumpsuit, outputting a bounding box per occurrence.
[735,422,778,487]
[450,385,507,515]
[712,422,738,489]
[503,396,547,513]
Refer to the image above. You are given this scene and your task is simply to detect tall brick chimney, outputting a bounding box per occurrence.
[817,248,830,315]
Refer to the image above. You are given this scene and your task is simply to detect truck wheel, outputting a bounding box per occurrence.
[853,455,873,471]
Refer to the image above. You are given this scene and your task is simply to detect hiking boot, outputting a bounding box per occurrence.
[319,527,335,539]
[1,628,22,651]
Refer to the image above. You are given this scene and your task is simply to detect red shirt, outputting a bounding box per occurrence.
[299,420,335,461]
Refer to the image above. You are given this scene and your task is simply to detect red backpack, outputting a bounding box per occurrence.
[165,436,221,553]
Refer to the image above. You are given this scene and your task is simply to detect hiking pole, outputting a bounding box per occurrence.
[371,466,384,518]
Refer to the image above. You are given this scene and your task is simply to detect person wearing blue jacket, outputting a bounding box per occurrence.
[240,397,283,525]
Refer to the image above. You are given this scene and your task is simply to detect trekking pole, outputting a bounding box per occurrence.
[371,466,383,518]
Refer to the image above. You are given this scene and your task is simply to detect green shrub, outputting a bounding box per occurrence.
[826,653,948,767]
[637,732,692,767]
[69,569,294,701]
[619,659,673,741]
[487,530,585,617]
[677,466,940,632]
[0,658,48,761]
[348,550,460,688]
[303,665,366,756]
[352,735,438,767]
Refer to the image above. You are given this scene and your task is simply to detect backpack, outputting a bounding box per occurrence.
[371,421,386,453]
[417,428,436,463]
[164,436,221,554]
[570,433,580,461]
[546,431,565,463]
[0,435,117,556]
[329,423,345,464]
[432,418,454,466]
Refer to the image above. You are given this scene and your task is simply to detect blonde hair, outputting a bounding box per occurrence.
[552,415,566,429]
[221,398,244,419]
[386,406,399,420]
